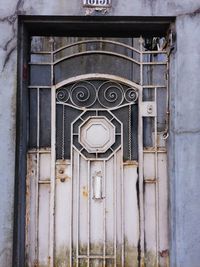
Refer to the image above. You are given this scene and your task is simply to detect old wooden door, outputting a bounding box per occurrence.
[26,37,169,267]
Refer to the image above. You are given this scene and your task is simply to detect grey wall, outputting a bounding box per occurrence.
[169,13,200,267]
[0,0,200,266]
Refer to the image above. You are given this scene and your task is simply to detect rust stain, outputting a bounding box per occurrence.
[82,186,88,198]
[56,175,71,182]
[123,160,138,166]
[33,259,39,267]
[140,259,145,267]
[56,163,71,182]
[28,147,51,153]
[160,249,169,257]
[144,178,157,184]
[48,256,51,266]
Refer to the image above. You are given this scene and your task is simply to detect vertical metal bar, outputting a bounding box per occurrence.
[139,36,145,267]
[87,160,90,267]
[62,104,65,160]
[35,87,40,264]
[37,88,40,149]
[49,87,56,267]
[128,104,132,160]
[164,57,170,138]
[166,58,169,120]
[103,160,106,267]
[114,154,117,267]
[154,87,160,267]
[76,154,80,267]
[121,148,124,267]
[49,38,55,267]
[139,36,143,87]
[70,145,73,267]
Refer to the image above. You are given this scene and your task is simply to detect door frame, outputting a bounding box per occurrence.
[14,15,174,267]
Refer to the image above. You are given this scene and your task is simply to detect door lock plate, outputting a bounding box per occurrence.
[141,101,156,117]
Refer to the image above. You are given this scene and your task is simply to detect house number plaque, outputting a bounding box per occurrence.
[83,0,111,7]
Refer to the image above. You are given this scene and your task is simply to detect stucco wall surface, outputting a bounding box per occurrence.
[0,1,200,267]
[169,13,200,267]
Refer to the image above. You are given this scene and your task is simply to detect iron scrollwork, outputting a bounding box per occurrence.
[56,80,138,109]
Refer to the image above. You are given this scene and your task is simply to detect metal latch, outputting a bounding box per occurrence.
[141,101,156,117]
[92,171,104,200]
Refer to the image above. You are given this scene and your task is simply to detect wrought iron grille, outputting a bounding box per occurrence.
[55,79,138,160]
[26,36,169,267]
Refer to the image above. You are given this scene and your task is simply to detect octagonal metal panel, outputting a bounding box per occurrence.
[79,117,115,153]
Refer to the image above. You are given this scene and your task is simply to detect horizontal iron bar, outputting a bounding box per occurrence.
[31,51,51,54]
[123,160,138,166]
[142,50,167,54]
[28,149,51,153]
[143,148,167,153]
[28,62,52,65]
[56,160,71,165]
[38,180,50,184]
[77,255,115,259]
[142,62,167,65]
[144,178,157,184]
[142,85,166,88]
[28,86,51,88]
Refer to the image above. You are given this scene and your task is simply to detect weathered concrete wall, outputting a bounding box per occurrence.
[169,13,200,267]
[0,0,200,266]
[0,31,17,267]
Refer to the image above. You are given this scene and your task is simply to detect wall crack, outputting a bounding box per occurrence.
[0,0,25,71]
[177,6,200,17]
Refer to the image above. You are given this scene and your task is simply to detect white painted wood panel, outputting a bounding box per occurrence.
[116,151,122,264]
[158,153,169,267]
[90,161,104,255]
[144,153,157,266]
[72,149,79,261]
[124,163,139,267]
[79,156,89,254]
[26,153,37,267]
[38,184,50,265]
[105,157,114,255]
[144,153,155,180]
[55,160,71,266]
[39,153,51,181]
